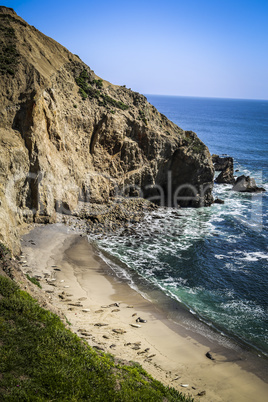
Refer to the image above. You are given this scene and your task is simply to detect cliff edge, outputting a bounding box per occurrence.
[0,6,214,253]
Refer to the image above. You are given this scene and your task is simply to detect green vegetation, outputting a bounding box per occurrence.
[76,70,129,111]
[93,78,103,89]
[26,274,42,288]
[192,142,206,153]
[0,17,19,75]
[0,275,194,401]
[0,242,10,259]
[183,132,206,154]
[138,109,148,125]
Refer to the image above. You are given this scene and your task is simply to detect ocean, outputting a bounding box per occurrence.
[89,95,268,357]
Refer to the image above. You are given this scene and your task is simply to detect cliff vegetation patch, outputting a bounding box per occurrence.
[76,70,129,110]
[0,15,19,75]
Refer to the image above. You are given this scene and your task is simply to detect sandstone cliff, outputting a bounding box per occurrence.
[0,6,214,253]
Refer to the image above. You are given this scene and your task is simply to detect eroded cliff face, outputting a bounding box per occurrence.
[0,6,214,253]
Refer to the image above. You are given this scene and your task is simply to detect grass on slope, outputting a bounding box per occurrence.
[0,275,194,401]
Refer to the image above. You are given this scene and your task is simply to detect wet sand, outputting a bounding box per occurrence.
[21,224,268,402]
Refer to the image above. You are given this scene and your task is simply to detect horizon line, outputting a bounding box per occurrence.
[144,93,268,102]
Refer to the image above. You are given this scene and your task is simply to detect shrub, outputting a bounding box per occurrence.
[75,71,129,110]
[26,274,42,288]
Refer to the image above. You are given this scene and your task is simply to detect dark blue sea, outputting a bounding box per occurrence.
[90,95,268,356]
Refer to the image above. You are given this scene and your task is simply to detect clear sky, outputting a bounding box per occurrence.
[2,0,268,100]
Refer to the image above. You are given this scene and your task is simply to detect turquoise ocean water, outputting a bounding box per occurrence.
[89,95,268,356]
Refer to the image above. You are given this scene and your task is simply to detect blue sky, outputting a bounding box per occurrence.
[2,0,268,99]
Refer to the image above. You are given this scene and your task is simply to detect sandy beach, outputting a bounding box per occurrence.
[20,223,268,402]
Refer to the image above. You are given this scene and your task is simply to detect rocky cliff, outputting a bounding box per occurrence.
[0,6,214,253]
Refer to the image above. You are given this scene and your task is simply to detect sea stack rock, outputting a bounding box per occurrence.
[0,6,214,252]
[213,155,235,184]
[232,176,266,193]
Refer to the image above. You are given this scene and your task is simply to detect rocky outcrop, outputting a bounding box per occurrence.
[212,155,232,171]
[213,155,235,184]
[214,198,224,204]
[0,7,214,253]
[232,176,266,193]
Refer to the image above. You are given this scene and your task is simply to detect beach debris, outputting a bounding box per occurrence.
[110,344,116,348]
[205,351,215,360]
[148,354,156,358]
[77,329,87,332]
[51,265,57,267]
[144,348,150,352]
[68,307,74,311]
[64,286,70,288]
[124,343,131,346]
[60,280,65,283]
[197,391,206,397]
[136,317,147,323]
[172,376,181,381]
[64,299,72,302]
[111,309,120,312]
[48,278,56,281]
[101,305,110,308]
[58,294,65,299]
[132,313,137,317]
[180,384,189,388]
[53,268,61,271]
[126,305,134,308]
[78,297,87,301]
[132,346,141,350]
[82,309,90,312]
[130,324,141,328]
[112,329,126,334]
[68,303,83,307]
[103,335,109,339]
[94,323,108,327]
[45,290,54,293]
[95,309,104,313]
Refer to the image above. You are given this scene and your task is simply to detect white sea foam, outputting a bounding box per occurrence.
[215,254,225,260]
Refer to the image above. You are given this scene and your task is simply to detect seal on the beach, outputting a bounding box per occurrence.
[136,317,147,323]
[205,351,215,360]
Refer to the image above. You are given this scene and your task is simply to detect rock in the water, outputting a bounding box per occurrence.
[232,175,266,193]
[213,155,235,184]
[212,155,233,171]
[214,198,225,204]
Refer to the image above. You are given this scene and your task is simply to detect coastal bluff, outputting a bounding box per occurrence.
[0,6,214,253]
